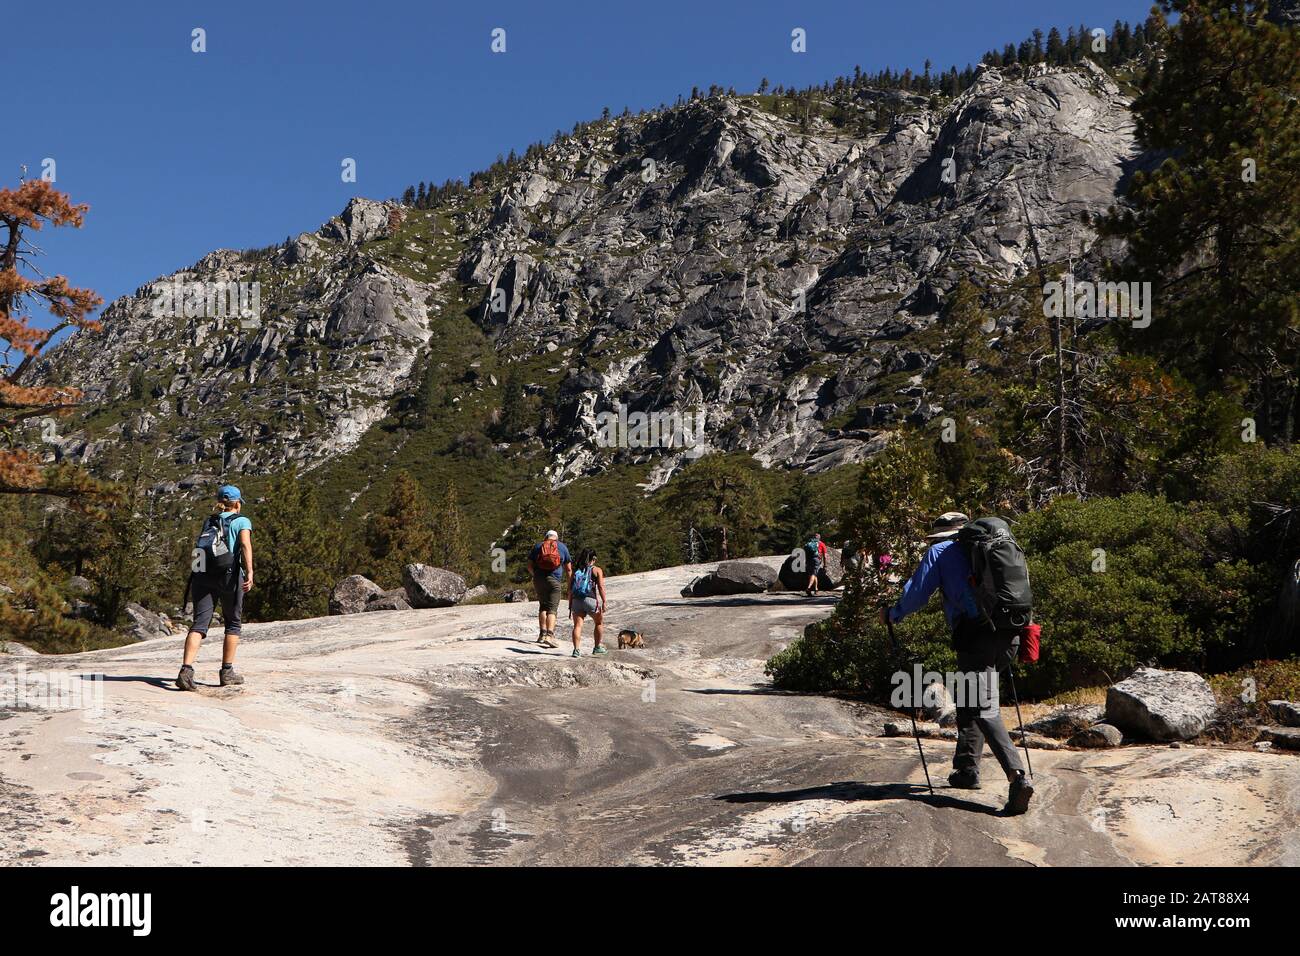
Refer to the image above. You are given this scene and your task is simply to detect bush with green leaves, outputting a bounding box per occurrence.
[770,488,1271,701]
[1015,494,1267,695]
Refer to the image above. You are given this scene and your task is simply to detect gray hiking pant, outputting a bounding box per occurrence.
[952,620,1024,781]
[190,573,243,638]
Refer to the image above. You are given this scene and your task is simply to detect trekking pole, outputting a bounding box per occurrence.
[886,616,934,795]
[1006,665,1033,780]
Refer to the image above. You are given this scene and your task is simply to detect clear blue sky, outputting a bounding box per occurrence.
[11,0,1153,328]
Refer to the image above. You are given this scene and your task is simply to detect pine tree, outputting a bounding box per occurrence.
[431,482,474,580]
[245,468,336,621]
[608,499,677,574]
[0,180,104,498]
[86,478,162,627]
[771,472,830,552]
[495,366,529,440]
[663,455,772,560]
[1046,27,1064,63]
[0,498,95,653]
[1103,0,1300,442]
[363,471,436,587]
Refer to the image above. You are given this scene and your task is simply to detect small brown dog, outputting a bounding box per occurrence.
[617,629,645,649]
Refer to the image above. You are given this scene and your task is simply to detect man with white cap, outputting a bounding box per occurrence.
[879,511,1033,815]
[527,529,571,649]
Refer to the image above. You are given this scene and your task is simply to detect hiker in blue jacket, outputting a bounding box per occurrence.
[880,511,1033,815]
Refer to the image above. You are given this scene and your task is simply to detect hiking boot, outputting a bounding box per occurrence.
[591,645,608,656]
[219,665,244,687]
[947,769,981,790]
[539,631,559,649]
[1003,771,1034,816]
[571,648,581,658]
[176,665,197,692]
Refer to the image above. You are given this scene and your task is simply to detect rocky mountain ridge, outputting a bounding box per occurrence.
[31,57,1141,505]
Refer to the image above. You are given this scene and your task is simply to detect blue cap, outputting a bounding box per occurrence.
[217,484,242,502]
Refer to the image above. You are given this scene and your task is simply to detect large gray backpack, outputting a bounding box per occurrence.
[956,517,1033,631]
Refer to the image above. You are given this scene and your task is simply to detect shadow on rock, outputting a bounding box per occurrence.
[716,781,1003,816]
[648,594,838,609]
[97,675,182,691]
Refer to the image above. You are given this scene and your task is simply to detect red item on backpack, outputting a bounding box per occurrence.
[1019,623,1041,663]
[535,539,562,573]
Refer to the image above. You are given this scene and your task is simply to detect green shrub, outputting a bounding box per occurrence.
[1010,494,1266,695]
[765,601,953,698]
[768,491,1271,701]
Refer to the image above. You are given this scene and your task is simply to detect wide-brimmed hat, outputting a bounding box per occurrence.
[924,511,969,541]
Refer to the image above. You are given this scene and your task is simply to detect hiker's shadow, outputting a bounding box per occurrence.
[95,675,179,691]
[473,635,538,644]
[716,781,1003,816]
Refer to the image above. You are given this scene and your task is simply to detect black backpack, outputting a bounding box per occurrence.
[956,517,1033,631]
[193,513,237,577]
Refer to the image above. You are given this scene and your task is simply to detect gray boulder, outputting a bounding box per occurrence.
[460,584,489,603]
[1024,704,1105,739]
[777,547,845,591]
[124,602,173,642]
[66,575,93,595]
[503,588,529,603]
[920,682,957,726]
[1265,700,1300,728]
[321,197,397,246]
[330,575,383,615]
[1105,667,1219,742]
[1259,726,1300,751]
[1067,723,1124,748]
[686,561,777,597]
[402,564,467,608]
[364,594,412,612]
[714,561,778,593]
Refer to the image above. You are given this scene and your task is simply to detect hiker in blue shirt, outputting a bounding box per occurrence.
[880,511,1032,815]
[177,485,254,691]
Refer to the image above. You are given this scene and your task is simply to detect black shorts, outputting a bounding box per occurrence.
[190,574,244,637]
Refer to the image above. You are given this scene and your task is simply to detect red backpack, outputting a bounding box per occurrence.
[535,539,562,573]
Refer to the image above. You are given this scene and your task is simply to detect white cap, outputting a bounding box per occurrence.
[545,529,558,540]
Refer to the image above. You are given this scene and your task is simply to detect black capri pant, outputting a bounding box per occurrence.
[190,573,244,637]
